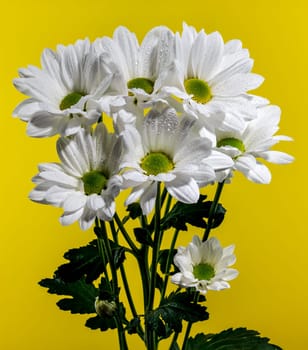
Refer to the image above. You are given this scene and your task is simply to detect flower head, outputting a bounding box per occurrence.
[171,236,238,294]
[160,23,264,131]
[216,105,294,183]
[29,124,123,229]
[93,26,175,106]
[120,105,233,214]
[13,39,113,137]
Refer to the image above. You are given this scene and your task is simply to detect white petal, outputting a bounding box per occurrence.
[203,150,234,171]
[39,170,79,187]
[113,26,139,77]
[198,31,224,81]
[125,184,147,206]
[235,155,271,184]
[79,207,97,230]
[44,186,71,205]
[166,176,199,203]
[60,208,83,226]
[27,113,61,137]
[139,181,157,215]
[63,192,87,211]
[212,73,264,96]
[13,98,41,120]
[207,280,230,291]
[256,151,294,164]
[122,171,148,187]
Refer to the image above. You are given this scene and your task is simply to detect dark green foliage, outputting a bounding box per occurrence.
[85,315,117,331]
[55,240,103,283]
[97,277,114,300]
[161,195,226,231]
[126,202,143,219]
[134,227,153,247]
[158,249,177,274]
[39,277,97,314]
[186,328,283,350]
[126,317,141,335]
[55,239,125,283]
[170,342,180,350]
[146,291,209,338]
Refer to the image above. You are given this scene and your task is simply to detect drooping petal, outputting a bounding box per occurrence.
[235,155,271,184]
[165,176,199,204]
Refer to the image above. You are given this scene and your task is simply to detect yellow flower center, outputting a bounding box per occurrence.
[184,78,212,104]
[141,152,174,176]
[217,137,246,153]
[82,170,108,195]
[193,263,215,281]
[60,92,84,110]
[127,78,154,95]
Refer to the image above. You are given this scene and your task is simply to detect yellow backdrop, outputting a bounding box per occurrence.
[0,0,306,349]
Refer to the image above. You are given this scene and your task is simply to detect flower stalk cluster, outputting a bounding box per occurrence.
[14,23,292,350]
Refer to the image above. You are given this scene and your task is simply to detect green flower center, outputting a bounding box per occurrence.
[82,170,108,195]
[141,152,174,176]
[217,137,246,153]
[60,92,84,110]
[193,263,215,281]
[184,78,212,104]
[127,78,154,95]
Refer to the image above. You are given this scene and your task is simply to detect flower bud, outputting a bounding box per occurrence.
[95,297,117,317]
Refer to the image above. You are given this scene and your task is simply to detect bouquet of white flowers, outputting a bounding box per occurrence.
[13,23,293,350]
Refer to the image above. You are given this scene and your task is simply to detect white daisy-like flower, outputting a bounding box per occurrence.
[120,105,233,214]
[29,124,123,230]
[93,26,175,106]
[171,235,238,294]
[215,104,294,184]
[160,23,264,132]
[13,39,113,137]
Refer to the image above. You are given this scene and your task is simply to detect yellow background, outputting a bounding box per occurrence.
[0,0,306,349]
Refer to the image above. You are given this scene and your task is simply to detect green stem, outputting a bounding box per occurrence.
[137,247,150,311]
[146,182,162,350]
[169,331,179,350]
[202,181,225,242]
[109,220,144,339]
[181,292,199,350]
[99,220,128,350]
[114,212,139,253]
[160,228,180,302]
[137,215,150,315]
[163,192,173,217]
[95,219,112,289]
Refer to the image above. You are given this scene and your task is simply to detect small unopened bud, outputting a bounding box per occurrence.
[95,297,117,317]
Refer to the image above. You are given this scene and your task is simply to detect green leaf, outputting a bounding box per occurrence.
[155,273,164,292]
[39,277,97,314]
[97,277,114,300]
[134,227,153,247]
[126,202,142,219]
[161,195,226,231]
[158,249,178,274]
[55,240,104,283]
[186,328,282,350]
[85,315,117,331]
[55,239,125,283]
[126,317,141,335]
[146,291,209,337]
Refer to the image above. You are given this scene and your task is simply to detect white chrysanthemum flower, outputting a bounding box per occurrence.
[13,39,113,137]
[171,235,238,294]
[160,23,264,132]
[215,105,294,184]
[93,26,175,105]
[29,124,123,230]
[120,105,233,214]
